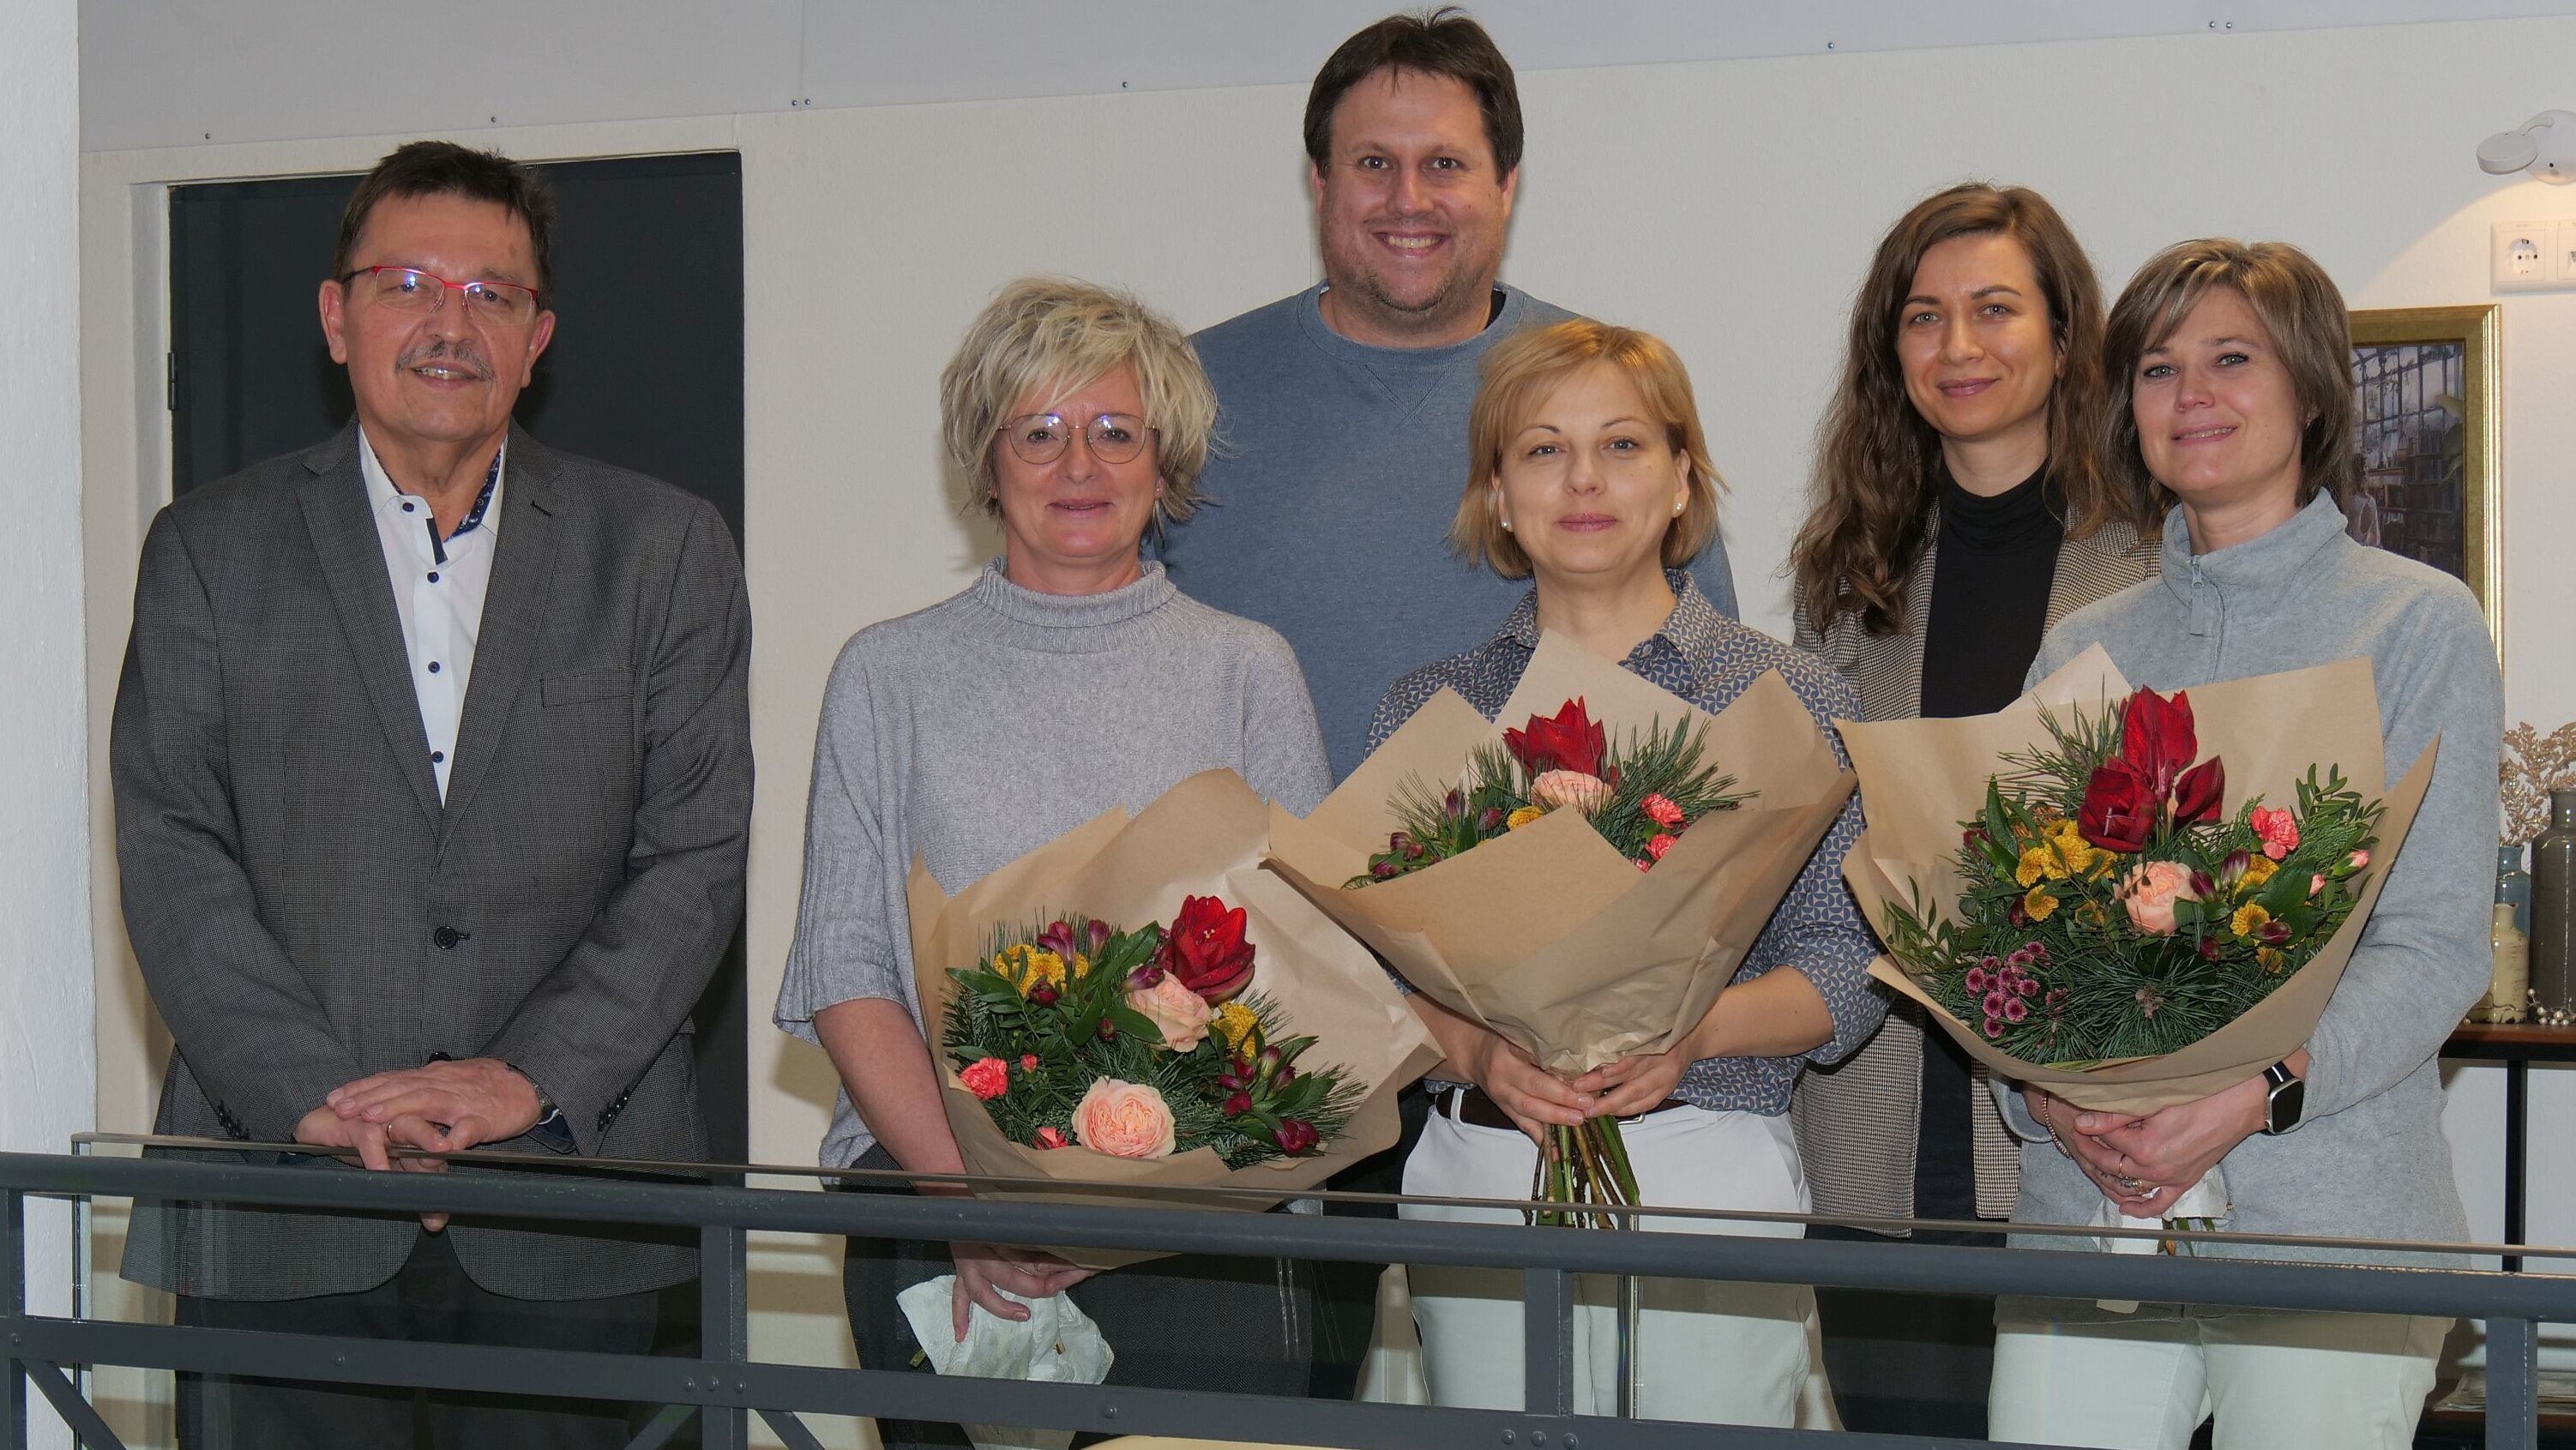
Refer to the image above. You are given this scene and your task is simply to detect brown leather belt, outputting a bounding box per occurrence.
[1450,1086,1692,1131]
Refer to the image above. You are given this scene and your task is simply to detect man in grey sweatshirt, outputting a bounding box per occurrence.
[1159,9,1739,783]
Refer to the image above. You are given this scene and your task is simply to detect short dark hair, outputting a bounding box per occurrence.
[1303,8,1523,177]
[331,141,557,297]
[2100,238,2356,519]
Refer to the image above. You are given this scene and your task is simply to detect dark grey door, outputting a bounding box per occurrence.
[166,151,750,1164]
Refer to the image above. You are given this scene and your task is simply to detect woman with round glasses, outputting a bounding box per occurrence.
[1989,239,2500,1450]
[773,276,1332,1448]
[1785,182,2154,1435]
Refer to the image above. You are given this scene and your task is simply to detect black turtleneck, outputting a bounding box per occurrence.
[1917,463,2065,720]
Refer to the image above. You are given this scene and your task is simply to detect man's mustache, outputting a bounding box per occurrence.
[395,341,494,381]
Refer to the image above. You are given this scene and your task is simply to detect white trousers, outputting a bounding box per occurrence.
[1398,1098,1817,1426]
[1989,1301,2449,1450]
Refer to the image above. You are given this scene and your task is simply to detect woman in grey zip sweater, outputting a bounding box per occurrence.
[1985,239,2501,1450]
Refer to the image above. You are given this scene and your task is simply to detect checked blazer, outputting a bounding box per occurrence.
[111,422,751,1302]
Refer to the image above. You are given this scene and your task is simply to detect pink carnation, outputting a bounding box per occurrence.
[1641,793,1686,827]
[2119,859,2198,936]
[2250,805,2299,861]
[959,1056,1008,1101]
[1646,833,1681,862]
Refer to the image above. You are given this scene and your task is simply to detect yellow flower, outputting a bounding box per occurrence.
[994,944,1068,995]
[1068,954,1094,981]
[2046,819,2101,876]
[1505,805,1546,830]
[1214,1001,1261,1056]
[2075,901,2110,929]
[2016,846,2053,887]
[2023,887,2060,922]
[2256,947,2287,974]
[2238,857,2278,895]
[2231,903,2272,939]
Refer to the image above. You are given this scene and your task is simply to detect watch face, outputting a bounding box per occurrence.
[2268,1076,2306,1134]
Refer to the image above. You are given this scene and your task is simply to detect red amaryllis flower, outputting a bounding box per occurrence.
[2171,758,2225,826]
[2120,687,2200,800]
[2079,760,2157,852]
[1504,698,1608,778]
[1157,894,1255,1002]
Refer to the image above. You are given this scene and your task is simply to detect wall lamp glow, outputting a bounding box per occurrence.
[2480,111,2576,184]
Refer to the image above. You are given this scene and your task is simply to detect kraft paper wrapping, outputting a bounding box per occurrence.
[1265,631,1857,1076]
[1841,647,2439,1114]
[906,768,1441,1269]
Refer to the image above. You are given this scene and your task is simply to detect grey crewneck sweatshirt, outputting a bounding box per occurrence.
[774,560,1333,1168]
[1162,282,1742,779]
[2010,493,2502,1267]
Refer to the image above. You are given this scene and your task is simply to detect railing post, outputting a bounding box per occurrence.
[2487,1315,2538,1450]
[6,1189,27,1450]
[1523,1265,1574,1418]
[700,1221,748,1450]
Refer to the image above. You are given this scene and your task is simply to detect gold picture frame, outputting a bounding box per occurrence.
[2348,305,2501,655]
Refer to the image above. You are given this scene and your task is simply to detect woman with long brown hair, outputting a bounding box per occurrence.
[1786,182,2156,1435]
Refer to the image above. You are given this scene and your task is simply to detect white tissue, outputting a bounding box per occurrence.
[894,1276,1115,1450]
[2091,1165,2230,1313]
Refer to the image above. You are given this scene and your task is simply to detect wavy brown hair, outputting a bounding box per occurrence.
[1792,183,2128,635]
[2099,238,2356,520]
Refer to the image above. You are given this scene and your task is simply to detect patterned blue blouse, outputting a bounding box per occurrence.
[1364,570,1886,1116]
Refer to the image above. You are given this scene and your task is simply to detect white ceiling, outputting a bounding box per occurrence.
[80,0,2576,153]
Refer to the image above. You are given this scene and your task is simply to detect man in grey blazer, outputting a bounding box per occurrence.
[110,141,751,1449]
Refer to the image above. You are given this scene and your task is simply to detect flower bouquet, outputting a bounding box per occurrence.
[940,895,1363,1169]
[908,768,1440,1268]
[1842,647,2439,1250]
[1265,632,1857,1226]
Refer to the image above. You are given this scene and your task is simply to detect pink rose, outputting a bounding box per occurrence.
[1529,769,1611,813]
[2119,859,2199,936]
[1646,833,1680,862]
[1641,793,1686,827]
[959,1056,1008,1101]
[1126,973,1215,1052]
[1072,1079,1177,1159]
[2250,805,2298,861]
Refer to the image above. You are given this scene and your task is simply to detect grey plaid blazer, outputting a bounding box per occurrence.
[1790,506,2155,1228]
[111,423,752,1301]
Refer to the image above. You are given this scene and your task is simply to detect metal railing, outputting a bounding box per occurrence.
[6,1136,2572,1450]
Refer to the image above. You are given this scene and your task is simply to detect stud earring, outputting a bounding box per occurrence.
[1500,518,1514,532]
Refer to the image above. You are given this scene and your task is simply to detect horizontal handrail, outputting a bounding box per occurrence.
[59,1132,2576,1266]
[12,1150,2576,1321]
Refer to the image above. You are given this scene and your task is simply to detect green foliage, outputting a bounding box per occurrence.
[937,916,1362,1170]
[1877,701,2386,1066]
[1347,713,1752,887]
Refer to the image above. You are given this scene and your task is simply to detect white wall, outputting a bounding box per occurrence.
[71,9,2576,1442]
[3,2,93,1447]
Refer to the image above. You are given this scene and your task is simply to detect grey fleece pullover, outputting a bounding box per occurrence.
[774,561,1333,1169]
[2010,493,2502,1267]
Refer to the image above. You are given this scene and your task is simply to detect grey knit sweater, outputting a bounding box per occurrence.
[2008,493,2502,1267]
[774,560,1333,1168]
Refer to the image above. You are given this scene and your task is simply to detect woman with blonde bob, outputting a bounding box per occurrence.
[773,277,1333,1449]
[1989,240,2501,1450]
[1788,181,2158,1435]
[1364,319,1883,1424]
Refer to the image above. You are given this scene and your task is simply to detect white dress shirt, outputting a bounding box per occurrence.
[360,429,503,801]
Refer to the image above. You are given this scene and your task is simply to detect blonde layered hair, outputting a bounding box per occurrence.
[1451,320,1725,581]
[939,276,1219,520]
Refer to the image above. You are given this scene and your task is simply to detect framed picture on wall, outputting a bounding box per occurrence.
[2347,304,2501,652]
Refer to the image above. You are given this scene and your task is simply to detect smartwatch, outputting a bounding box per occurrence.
[2260,1059,2305,1135]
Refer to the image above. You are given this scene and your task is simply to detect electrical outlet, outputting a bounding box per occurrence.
[2495,220,2553,291]
[2557,220,2576,281]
